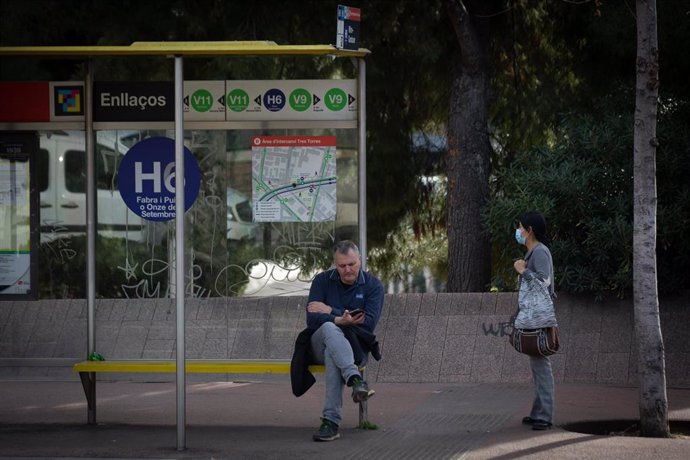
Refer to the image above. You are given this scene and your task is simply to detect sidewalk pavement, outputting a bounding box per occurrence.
[0,378,689,459]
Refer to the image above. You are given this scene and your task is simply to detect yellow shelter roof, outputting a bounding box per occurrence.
[0,41,370,58]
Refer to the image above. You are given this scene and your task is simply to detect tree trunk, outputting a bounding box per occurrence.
[633,0,669,438]
[444,0,492,292]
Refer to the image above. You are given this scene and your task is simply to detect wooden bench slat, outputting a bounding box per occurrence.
[73,360,325,374]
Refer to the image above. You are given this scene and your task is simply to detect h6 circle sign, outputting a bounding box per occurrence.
[118,137,201,221]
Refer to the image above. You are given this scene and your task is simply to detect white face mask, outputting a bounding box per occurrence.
[515,228,526,245]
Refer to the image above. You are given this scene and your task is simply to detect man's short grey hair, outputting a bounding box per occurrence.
[333,240,360,257]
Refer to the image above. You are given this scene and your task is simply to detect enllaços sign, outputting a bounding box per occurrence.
[93,81,174,122]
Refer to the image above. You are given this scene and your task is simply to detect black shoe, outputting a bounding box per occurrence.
[313,419,340,442]
[522,416,536,425]
[531,420,553,430]
[350,377,375,403]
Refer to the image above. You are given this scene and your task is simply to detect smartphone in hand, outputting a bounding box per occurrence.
[348,308,365,317]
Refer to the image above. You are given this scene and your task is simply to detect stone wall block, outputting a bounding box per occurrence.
[470,351,505,383]
[201,338,229,359]
[53,320,86,358]
[387,293,408,317]
[0,301,15,331]
[564,333,600,382]
[665,353,689,386]
[195,298,215,320]
[500,348,532,383]
[463,293,484,315]
[495,292,518,315]
[122,299,142,321]
[439,334,475,379]
[447,315,479,336]
[596,352,629,384]
[209,297,227,321]
[231,319,265,359]
[376,316,418,382]
[142,339,174,359]
[408,316,448,382]
[599,303,633,354]
[435,292,465,316]
[0,318,32,356]
[95,299,114,320]
[419,293,438,316]
[403,293,422,316]
[479,293,499,315]
[112,323,149,358]
[566,296,602,334]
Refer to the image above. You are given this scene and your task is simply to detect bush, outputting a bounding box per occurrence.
[485,95,690,299]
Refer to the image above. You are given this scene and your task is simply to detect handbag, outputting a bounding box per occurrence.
[509,326,560,357]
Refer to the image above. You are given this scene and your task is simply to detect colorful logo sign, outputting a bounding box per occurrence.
[53,85,83,116]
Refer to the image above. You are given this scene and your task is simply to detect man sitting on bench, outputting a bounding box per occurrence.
[306,240,384,442]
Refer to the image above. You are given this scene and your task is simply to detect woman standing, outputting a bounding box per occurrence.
[513,211,557,431]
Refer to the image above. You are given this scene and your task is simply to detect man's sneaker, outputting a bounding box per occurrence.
[313,418,340,442]
[350,377,375,403]
[531,420,553,431]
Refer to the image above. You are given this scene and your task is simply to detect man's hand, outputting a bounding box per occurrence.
[307,301,332,314]
[335,309,366,326]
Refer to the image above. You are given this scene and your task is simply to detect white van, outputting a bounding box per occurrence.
[227,187,259,242]
[38,130,146,242]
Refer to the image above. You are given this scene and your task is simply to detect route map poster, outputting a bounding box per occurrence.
[251,136,336,223]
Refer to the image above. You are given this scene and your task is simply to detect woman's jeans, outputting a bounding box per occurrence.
[529,355,555,423]
[310,322,360,425]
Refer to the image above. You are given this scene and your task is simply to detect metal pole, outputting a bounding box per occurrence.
[357,58,367,269]
[174,55,186,451]
[85,59,96,356]
[355,58,370,422]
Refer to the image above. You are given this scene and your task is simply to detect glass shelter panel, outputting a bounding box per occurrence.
[222,128,359,297]
[0,144,33,297]
[35,128,358,299]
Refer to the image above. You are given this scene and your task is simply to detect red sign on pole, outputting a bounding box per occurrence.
[336,5,361,50]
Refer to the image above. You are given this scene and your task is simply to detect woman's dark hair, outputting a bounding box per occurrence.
[518,211,550,246]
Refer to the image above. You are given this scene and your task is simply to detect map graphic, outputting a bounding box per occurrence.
[251,136,336,222]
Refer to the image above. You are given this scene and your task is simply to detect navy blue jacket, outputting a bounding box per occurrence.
[306,268,384,333]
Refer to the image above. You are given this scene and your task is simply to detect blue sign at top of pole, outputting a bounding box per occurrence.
[118,137,201,222]
[336,5,361,50]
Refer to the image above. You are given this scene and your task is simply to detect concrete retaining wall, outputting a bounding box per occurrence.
[1,293,688,386]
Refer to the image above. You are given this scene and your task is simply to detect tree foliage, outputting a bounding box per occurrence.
[485,91,690,299]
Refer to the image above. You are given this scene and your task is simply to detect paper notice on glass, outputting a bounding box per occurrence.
[0,163,27,206]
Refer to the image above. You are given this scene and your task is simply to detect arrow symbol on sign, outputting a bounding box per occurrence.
[217,95,225,106]
[348,94,356,105]
[183,95,190,106]
[313,94,321,105]
[254,95,262,106]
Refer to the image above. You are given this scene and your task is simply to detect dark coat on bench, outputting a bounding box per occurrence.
[290,326,380,397]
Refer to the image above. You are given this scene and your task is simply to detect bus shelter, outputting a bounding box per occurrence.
[0,41,370,449]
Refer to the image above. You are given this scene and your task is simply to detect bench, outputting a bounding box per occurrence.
[73,359,372,427]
